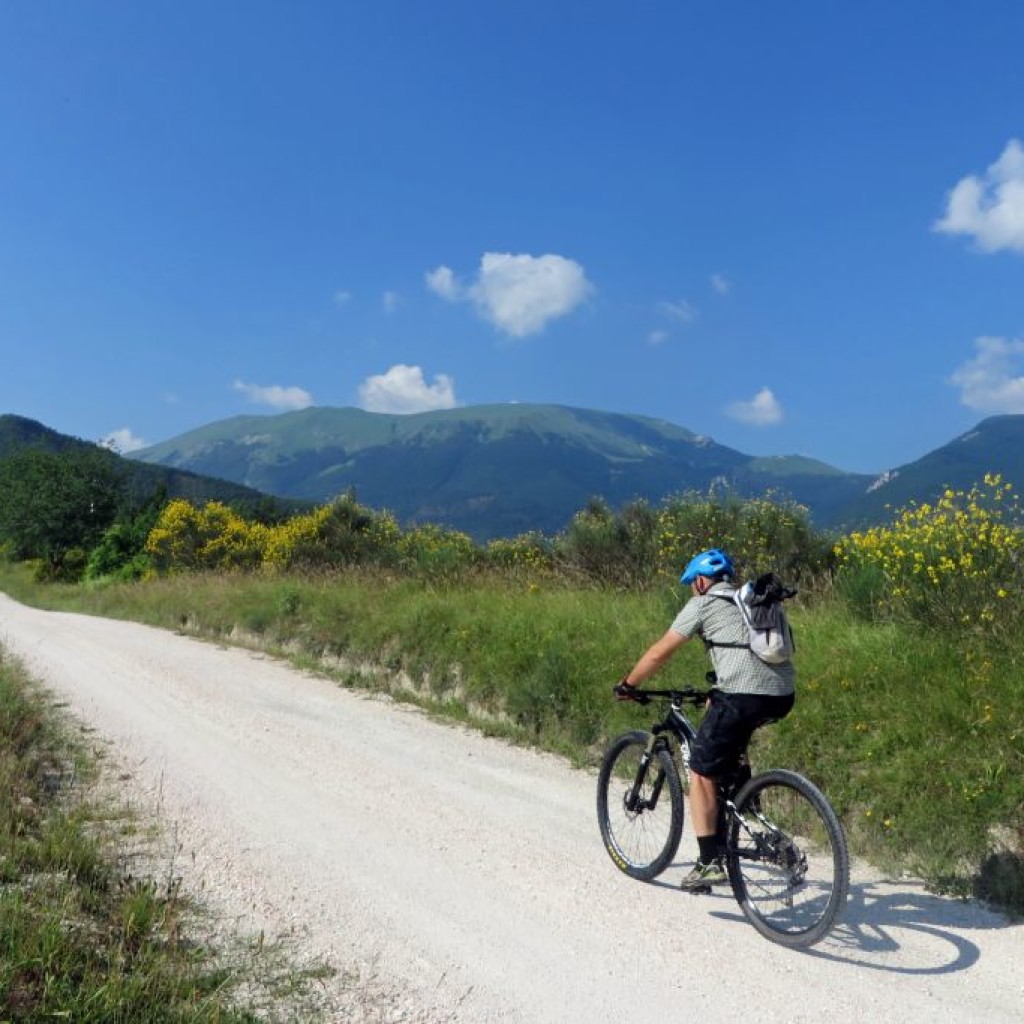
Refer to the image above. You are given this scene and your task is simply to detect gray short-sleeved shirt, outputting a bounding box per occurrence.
[670,581,795,697]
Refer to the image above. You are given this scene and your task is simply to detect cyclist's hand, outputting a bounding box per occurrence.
[614,680,647,703]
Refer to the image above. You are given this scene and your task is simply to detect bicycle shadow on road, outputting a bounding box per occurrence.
[708,878,1018,975]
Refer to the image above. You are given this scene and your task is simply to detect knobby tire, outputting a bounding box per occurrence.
[597,730,684,881]
[725,768,849,948]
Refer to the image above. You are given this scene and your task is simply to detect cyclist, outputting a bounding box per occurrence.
[617,548,795,892]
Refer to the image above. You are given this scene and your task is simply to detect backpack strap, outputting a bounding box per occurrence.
[701,591,751,651]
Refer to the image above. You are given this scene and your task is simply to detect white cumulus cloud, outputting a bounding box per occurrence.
[358,364,458,414]
[382,290,401,313]
[426,252,592,338]
[725,387,784,426]
[711,273,732,295]
[425,265,461,301]
[934,138,1024,253]
[101,427,148,453]
[950,336,1024,412]
[233,380,313,411]
[333,289,352,307]
[647,329,669,346]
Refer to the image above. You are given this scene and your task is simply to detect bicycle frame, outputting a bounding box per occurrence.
[622,688,756,847]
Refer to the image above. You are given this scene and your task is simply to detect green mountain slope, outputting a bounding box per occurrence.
[837,415,1024,527]
[135,404,871,538]
[0,415,293,515]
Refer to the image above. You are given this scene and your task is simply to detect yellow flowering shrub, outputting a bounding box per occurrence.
[835,475,1024,629]
[485,532,554,576]
[263,506,334,569]
[145,500,267,572]
[263,497,401,571]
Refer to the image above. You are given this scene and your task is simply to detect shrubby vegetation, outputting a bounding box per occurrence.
[835,474,1024,636]
[1,449,1022,912]
[136,489,829,588]
[0,446,832,587]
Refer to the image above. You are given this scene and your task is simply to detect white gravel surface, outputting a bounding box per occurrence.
[1,592,1022,1022]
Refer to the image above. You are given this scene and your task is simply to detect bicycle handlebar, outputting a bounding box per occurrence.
[613,684,709,707]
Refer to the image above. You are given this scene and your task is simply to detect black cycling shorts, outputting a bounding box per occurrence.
[688,690,795,778]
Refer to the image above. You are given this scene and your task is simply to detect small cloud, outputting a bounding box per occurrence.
[658,298,697,323]
[425,265,461,301]
[233,379,313,411]
[711,273,732,295]
[382,290,401,313]
[647,329,669,346]
[950,336,1024,412]
[426,252,593,338]
[934,138,1024,253]
[358,364,458,414]
[333,289,353,307]
[101,427,148,453]
[725,387,784,426]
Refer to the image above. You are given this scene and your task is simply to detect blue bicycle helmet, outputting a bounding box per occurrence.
[680,548,734,584]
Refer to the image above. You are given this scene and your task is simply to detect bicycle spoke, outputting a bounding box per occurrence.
[597,732,683,881]
[726,770,849,948]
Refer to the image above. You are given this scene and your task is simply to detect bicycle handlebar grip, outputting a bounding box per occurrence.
[613,682,650,704]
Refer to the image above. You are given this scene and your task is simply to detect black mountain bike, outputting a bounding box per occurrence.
[597,686,849,948]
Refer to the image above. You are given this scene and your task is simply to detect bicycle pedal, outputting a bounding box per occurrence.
[685,884,712,896]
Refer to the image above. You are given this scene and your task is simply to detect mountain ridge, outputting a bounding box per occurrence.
[133,403,872,538]
[0,414,297,516]
[10,406,1024,541]
[836,414,1024,525]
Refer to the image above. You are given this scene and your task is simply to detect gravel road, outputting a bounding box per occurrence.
[1,592,1021,1022]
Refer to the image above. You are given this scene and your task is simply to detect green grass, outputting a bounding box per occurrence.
[0,644,334,1023]
[2,562,1022,914]
[759,601,1024,906]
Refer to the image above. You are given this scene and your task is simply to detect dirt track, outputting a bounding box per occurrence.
[1,592,1021,1022]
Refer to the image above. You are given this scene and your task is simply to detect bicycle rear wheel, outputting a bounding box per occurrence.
[725,769,849,948]
[597,730,684,881]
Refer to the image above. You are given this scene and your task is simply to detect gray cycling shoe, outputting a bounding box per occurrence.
[679,859,727,892]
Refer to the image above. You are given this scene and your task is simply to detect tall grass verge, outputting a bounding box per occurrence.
[4,562,1021,913]
[0,645,332,1022]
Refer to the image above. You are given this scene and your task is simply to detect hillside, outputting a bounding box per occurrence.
[837,415,1024,526]
[134,404,872,538]
[22,406,1024,540]
[0,414,295,517]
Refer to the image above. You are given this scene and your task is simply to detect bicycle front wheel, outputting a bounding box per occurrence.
[725,769,849,948]
[597,730,684,881]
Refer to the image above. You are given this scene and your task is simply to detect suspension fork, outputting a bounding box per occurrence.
[625,732,669,813]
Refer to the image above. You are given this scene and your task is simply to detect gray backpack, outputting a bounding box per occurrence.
[708,572,796,665]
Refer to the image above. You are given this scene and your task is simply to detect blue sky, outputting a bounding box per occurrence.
[1,2,1022,476]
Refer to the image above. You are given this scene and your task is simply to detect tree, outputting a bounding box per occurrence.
[84,484,168,581]
[0,446,125,578]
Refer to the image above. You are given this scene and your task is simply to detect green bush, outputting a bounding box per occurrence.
[395,523,479,580]
[553,498,659,588]
[654,491,832,585]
